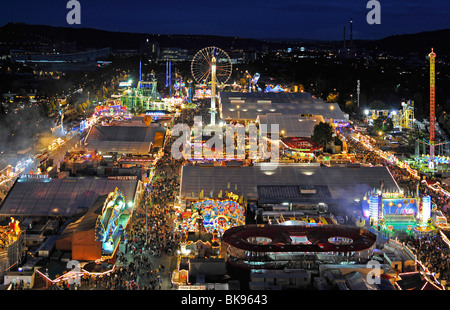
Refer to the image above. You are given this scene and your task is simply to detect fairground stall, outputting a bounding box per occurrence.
[95,188,132,259]
[361,191,436,237]
[172,199,244,287]
[0,218,23,278]
[281,137,323,161]
[176,199,246,237]
[95,100,129,119]
[56,186,137,262]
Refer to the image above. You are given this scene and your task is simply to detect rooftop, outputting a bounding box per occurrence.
[257,113,325,138]
[223,224,377,253]
[219,92,347,121]
[395,271,443,290]
[84,124,166,155]
[0,177,138,217]
[180,164,400,202]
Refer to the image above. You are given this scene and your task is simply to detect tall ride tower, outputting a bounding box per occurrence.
[429,48,436,170]
[166,61,172,96]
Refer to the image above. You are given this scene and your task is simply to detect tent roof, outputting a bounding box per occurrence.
[396,272,442,290]
[84,124,166,154]
[180,164,400,202]
[257,114,324,138]
[0,177,138,217]
[219,92,346,121]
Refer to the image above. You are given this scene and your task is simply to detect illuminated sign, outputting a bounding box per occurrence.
[20,174,49,179]
[421,195,431,223]
[107,176,137,180]
[119,81,132,87]
[381,198,417,216]
[178,285,206,290]
[369,196,379,221]
[145,111,166,116]
[178,199,245,235]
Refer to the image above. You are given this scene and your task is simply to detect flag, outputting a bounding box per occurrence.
[199,189,204,199]
[218,190,222,198]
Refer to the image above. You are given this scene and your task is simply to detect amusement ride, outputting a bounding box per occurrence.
[191,46,232,125]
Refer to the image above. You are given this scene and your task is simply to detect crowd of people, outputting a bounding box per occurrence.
[91,105,204,290]
[111,115,450,289]
[45,107,203,291]
[347,130,450,220]
[346,127,450,285]
[407,235,450,282]
[127,183,181,258]
[14,106,448,290]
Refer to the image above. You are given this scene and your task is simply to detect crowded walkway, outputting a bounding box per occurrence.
[346,129,450,284]
[92,105,203,290]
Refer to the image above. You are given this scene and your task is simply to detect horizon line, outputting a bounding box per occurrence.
[2,22,450,43]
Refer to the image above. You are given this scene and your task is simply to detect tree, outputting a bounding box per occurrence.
[312,122,334,150]
[326,92,338,103]
[406,129,427,154]
[384,117,394,133]
[137,104,145,115]
[373,115,393,133]
[238,78,248,88]
[370,100,387,109]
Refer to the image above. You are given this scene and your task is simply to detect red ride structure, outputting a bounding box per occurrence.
[223,224,377,269]
[429,48,436,169]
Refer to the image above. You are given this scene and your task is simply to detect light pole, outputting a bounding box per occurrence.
[357,80,360,108]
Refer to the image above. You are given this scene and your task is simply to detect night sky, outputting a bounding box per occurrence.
[1,0,449,40]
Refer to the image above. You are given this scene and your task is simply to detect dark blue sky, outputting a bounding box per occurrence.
[1,0,449,40]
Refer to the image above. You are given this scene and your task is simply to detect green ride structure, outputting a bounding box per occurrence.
[120,77,171,113]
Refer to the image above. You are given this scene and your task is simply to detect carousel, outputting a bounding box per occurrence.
[0,217,21,250]
[176,199,245,237]
[171,199,245,287]
[0,218,23,279]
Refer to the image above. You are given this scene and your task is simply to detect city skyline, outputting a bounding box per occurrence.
[0,0,449,41]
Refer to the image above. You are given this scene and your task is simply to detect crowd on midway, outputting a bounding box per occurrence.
[345,128,450,284]
[90,109,199,290]
[94,106,203,290]
[38,107,203,290]
[10,107,450,290]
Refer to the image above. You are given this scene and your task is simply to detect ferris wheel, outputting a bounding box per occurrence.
[191,46,232,85]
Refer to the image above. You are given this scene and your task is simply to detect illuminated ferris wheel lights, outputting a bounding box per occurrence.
[191,46,232,85]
